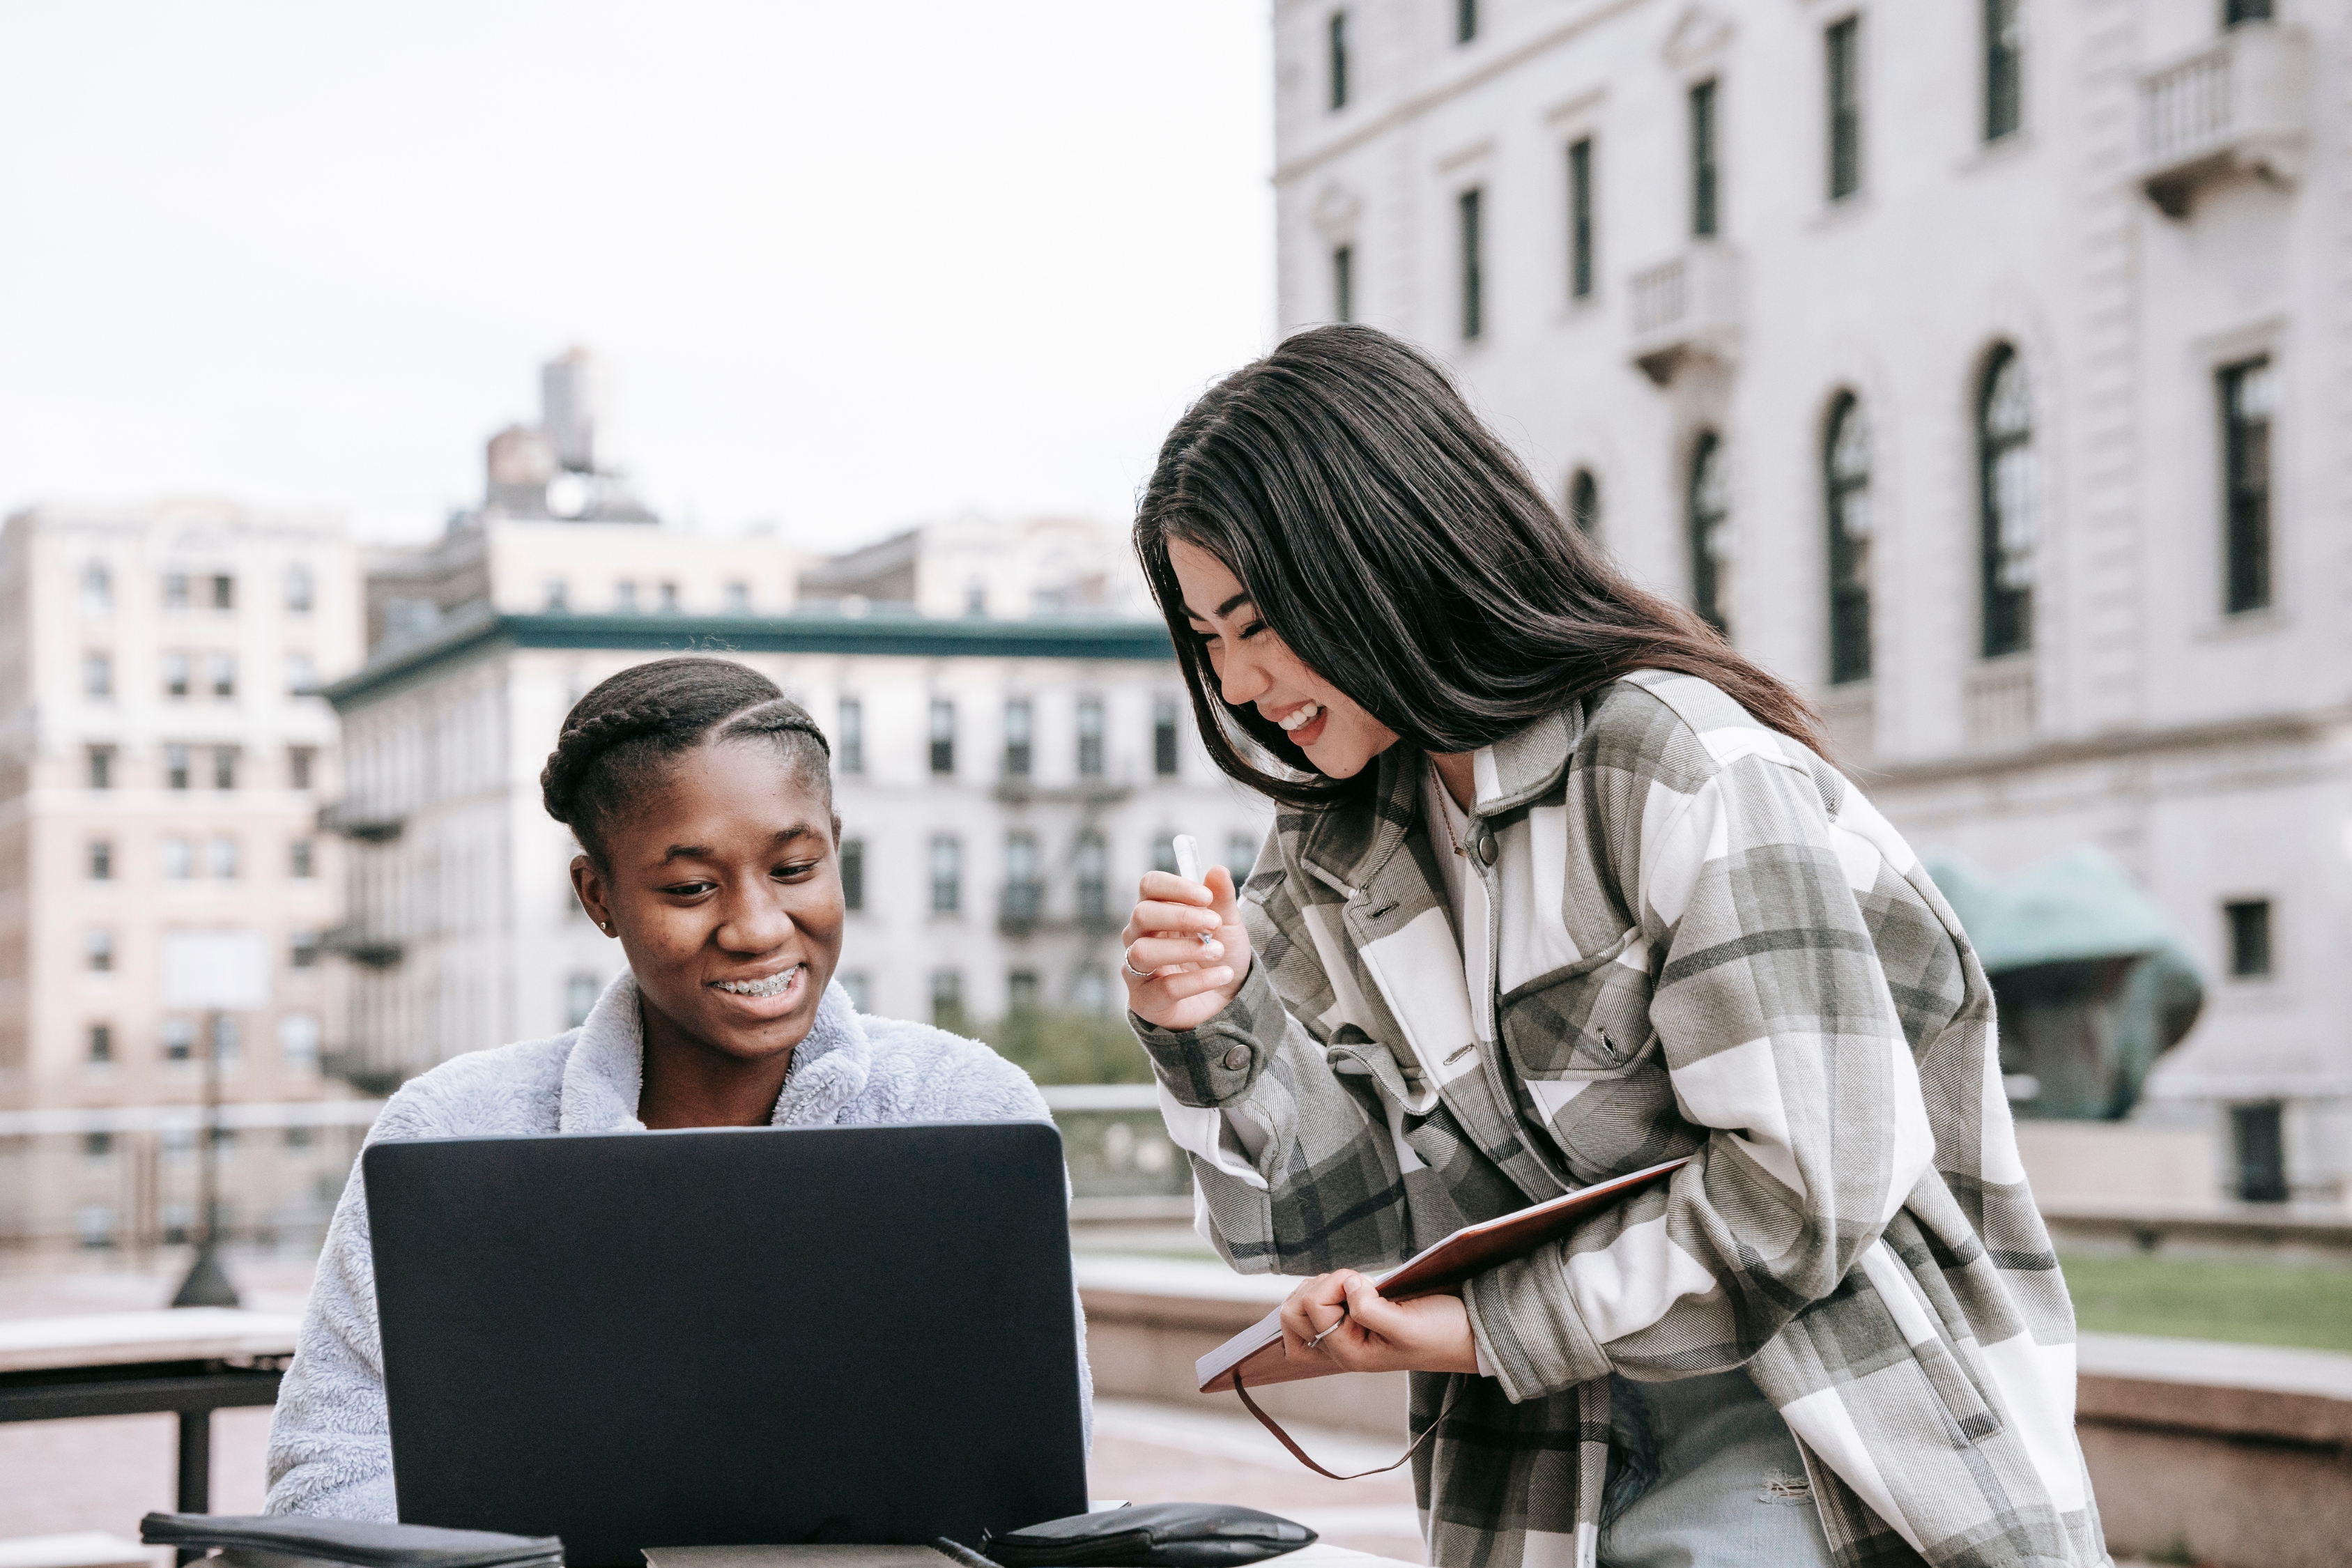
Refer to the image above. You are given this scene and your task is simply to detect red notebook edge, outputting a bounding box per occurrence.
[1194,1155,1690,1394]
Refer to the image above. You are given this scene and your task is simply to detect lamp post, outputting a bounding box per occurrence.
[159,931,270,1309]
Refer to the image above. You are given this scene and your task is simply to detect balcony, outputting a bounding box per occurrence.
[2135,22,2308,218]
[1627,242,1740,385]
[318,799,405,843]
[320,924,403,969]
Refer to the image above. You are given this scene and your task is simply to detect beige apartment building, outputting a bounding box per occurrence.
[0,501,367,1255]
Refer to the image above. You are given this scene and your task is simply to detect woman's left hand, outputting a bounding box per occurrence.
[1277,1270,1482,1376]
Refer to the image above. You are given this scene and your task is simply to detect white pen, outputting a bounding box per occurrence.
[1172,834,1213,946]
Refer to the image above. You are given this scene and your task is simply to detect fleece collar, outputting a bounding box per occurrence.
[558,970,875,1133]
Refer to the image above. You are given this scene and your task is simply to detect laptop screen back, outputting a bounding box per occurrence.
[365,1121,1088,1567]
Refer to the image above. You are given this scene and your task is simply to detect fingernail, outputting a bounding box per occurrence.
[1201,941,1224,959]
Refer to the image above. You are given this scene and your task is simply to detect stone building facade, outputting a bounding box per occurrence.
[1271,0,2349,1201]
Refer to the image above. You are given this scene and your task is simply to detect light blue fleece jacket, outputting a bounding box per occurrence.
[264,971,1091,1519]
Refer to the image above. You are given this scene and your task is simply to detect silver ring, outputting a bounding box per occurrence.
[1122,944,1155,982]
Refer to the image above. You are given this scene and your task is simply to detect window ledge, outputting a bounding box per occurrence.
[2195,607,2289,643]
[1960,129,2037,176]
[1808,192,1874,232]
[1553,293,1606,328]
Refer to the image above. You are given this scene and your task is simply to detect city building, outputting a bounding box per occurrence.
[1271,0,2347,1201]
[321,610,1262,1085]
[0,500,368,1254]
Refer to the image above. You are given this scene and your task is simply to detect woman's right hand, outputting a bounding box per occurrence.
[1121,866,1252,1031]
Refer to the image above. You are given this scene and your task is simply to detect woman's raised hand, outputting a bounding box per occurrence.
[1121,865,1252,1031]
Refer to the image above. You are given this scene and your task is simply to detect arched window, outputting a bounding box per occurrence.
[1567,468,1600,537]
[1978,347,2034,656]
[1824,394,1872,684]
[1688,433,1731,636]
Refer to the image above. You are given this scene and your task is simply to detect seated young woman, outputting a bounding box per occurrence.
[264,656,1081,1519]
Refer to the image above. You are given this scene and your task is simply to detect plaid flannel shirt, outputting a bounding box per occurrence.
[1135,672,2108,1568]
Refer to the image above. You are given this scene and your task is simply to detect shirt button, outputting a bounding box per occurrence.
[1476,833,1498,867]
[1221,1045,1250,1072]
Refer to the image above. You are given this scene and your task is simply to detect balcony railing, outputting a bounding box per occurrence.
[318,799,405,843]
[1627,241,1740,384]
[2136,22,2307,217]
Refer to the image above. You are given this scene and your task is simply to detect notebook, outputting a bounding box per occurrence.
[1195,1157,1689,1393]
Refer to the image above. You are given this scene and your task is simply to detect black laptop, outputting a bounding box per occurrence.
[364,1121,1089,1567]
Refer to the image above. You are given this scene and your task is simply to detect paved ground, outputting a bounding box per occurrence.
[0,1258,1422,1563]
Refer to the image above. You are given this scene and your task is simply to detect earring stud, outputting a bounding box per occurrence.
[601,923,614,935]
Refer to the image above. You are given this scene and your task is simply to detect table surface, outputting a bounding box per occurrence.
[0,1308,302,1374]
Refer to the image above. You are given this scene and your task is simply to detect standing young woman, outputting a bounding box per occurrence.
[1121,327,2104,1568]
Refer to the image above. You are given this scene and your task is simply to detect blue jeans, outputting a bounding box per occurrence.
[1598,1371,1835,1568]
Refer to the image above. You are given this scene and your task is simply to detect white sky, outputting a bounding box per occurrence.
[0,1,1275,548]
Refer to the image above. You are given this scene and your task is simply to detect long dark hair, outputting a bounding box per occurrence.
[1135,323,1826,809]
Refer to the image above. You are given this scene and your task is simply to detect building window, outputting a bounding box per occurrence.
[289,838,316,879]
[1827,17,1861,201]
[614,580,639,614]
[163,1019,193,1061]
[1979,346,2035,657]
[1004,832,1042,923]
[278,1013,320,1068]
[162,571,190,610]
[88,1023,113,1063]
[1825,394,1873,684]
[86,930,114,973]
[2220,358,2273,615]
[1077,696,1105,777]
[1328,10,1348,111]
[76,1205,118,1250]
[2225,899,2272,978]
[1456,0,1477,44]
[161,838,193,880]
[930,835,961,913]
[1567,468,1600,537]
[1458,187,1484,340]
[656,581,679,613]
[210,574,234,610]
[1153,836,1180,876]
[1008,969,1041,1013]
[213,746,238,790]
[284,563,314,613]
[2224,0,2272,26]
[838,698,863,774]
[1004,698,1033,777]
[1075,831,1108,924]
[1688,433,1732,637]
[207,652,237,699]
[1332,245,1353,323]
[1567,138,1595,300]
[1985,0,2022,140]
[206,836,240,880]
[1227,831,1259,882]
[1153,695,1181,777]
[929,698,955,776]
[1689,79,1719,238]
[288,745,316,790]
[164,744,191,790]
[838,971,870,1013]
[81,561,112,613]
[88,745,114,790]
[544,578,569,612]
[2231,1102,2286,1203]
[162,652,191,698]
[83,651,113,699]
[1070,965,1110,1015]
[289,928,321,969]
[84,1131,115,1162]
[840,838,865,912]
[285,1124,314,1149]
[930,969,967,1031]
[567,973,599,1029]
[724,581,751,615]
[89,840,113,881]
[286,652,316,695]
[962,578,987,616]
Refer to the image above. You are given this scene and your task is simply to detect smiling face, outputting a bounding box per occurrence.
[569,738,844,1071]
[1169,538,1400,781]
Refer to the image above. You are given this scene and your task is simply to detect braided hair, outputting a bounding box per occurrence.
[540,656,833,866]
